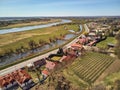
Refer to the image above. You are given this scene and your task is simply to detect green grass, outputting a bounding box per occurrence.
[68,52,115,84]
[63,69,89,88]
[96,37,117,49]
[104,71,120,85]
[51,56,61,61]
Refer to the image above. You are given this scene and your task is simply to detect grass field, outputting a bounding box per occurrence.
[0,24,79,55]
[65,52,115,84]
[96,37,117,49]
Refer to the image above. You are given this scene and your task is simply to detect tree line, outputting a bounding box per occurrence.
[0,18,51,27]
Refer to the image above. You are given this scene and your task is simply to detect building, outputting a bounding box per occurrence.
[0,74,17,90]
[33,58,46,68]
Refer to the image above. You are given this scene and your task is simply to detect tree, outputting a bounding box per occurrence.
[115,31,120,59]
[28,40,36,50]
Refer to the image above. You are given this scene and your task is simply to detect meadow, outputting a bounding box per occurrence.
[0,24,79,55]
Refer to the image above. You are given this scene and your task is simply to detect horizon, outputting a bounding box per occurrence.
[0,0,120,17]
[0,15,120,18]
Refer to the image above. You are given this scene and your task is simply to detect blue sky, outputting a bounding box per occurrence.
[0,0,120,17]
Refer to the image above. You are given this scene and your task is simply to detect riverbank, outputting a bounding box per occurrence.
[0,19,61,30]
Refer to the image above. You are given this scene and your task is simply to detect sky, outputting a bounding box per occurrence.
[0,0,120,17]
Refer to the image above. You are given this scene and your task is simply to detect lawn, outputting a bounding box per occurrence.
[66,52,115,84]
[96,37,117,49]
[51,56,61,61]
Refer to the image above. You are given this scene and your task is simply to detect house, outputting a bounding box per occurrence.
[33,58,46,68]
[0,74,17,90]
[59,56,67,62]
[42,69,49,77]
[11,69,34,90]
[61,54,76,63]
[39,69,50,83]
[88,32,96,36]
[107,43,116,48]
[45,61,57,70]
[79,38,89,45]
[87,40,96,46]
[71,43,83,50]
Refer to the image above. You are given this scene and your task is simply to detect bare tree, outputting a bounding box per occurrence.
[115,31,120,59]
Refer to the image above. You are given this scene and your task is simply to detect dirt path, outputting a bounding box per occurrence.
[95,58,120,84]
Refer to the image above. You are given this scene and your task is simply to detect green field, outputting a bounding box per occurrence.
[0,24,79,55]
[96,37,117,49]
[65,52,115,85]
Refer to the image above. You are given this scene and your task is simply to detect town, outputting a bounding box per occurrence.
[0,16,120,90]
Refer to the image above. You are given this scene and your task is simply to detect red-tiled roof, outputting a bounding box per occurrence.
[11,69,31,84]
[71,43,82,48]
[59,56,67,62]
[0,73,17,88]
[45,61,56,70]
[87,40,96,46]
[62,54,76,62]
[42,69,49,75]
[0,69,32,88]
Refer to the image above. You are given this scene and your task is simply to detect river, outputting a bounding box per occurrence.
[0,20,82,66]
[0,19,71,34]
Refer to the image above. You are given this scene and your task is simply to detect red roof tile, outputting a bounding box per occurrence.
[71,43,82,48]
[42,69,49,75]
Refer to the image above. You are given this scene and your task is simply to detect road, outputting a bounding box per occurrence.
[0,30,82,76]
[84,24,90,33]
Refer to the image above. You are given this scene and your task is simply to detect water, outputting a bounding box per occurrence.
[0,34,75,66]
[0,19,71,34]
[68,30,75,33]
[79,25,82,32]
[64,34,75,40]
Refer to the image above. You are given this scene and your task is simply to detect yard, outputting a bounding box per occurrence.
[51,56,62,61]
[96,37,117,49]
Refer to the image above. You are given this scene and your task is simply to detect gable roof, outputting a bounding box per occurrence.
[71,43,82,48]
